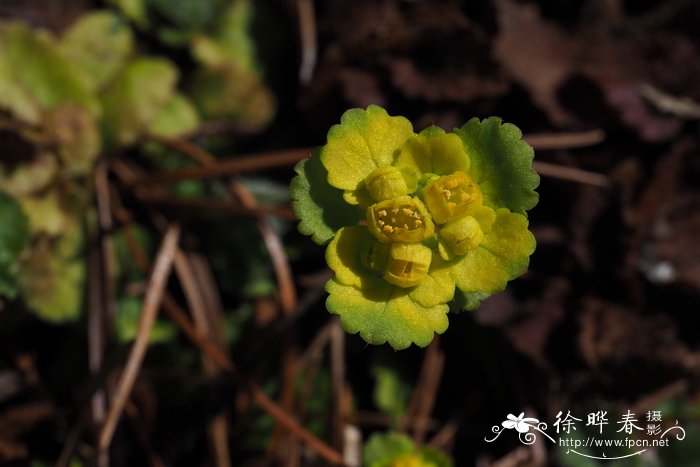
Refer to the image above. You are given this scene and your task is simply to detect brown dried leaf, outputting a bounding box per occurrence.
[494,0,579,125]
[389,57,508,103]
[0,402,53,461]
[579,299,690,385]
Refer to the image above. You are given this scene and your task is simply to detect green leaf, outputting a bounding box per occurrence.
[417,447,454,467]
[394,126,470,190]
[321,105,415,192]
[188,64,275,127]
[0,22,100,118]
[364,432,415,467]
[105,0,149,28]
[46,104,101,176]
[450,289,491,312]
[451,208,535,295]
[59,11,134,91]
[20,229,85,322]
[455,117,539,215]
[372,364,411,420]
[326,278,449,350]
[19,191,72,236]
[290,150,363,245]
[0,43,41,124]
[115,296,176,344]
[0,191,29,298]
[0,152,58,198]
[101,57,179,147]
[190,0,258,72]
[149,0,218,31]
[148,93,200,138]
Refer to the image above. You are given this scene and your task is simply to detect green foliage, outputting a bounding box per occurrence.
[364,432,453,467]
[454,117,540,215]
[148,93,200,138]
[0,191,29,298]
[290,151,363,245]
[0,22,100,120]
[101,58,179,147]
[59,11,134,91]
[188,64,275,126]
[115,296,177,344]
[0,0,273,328]
[19,228,85,323]
[291,105,538,349]
[372,364,411,420]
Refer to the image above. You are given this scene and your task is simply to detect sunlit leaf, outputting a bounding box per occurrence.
[455,117,539,215]
[59,11,134,91]
[290,150,363,245]
[19,230,85,322]
[0,22,100,117]
[148,93,200,138]
[101,57,179,146]
[19,191,72,236]
[105,0,149,28]
[188,64,275,128]
[191,0,257,71]
[364,432,414,467]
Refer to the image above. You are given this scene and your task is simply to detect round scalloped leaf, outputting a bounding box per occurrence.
[0,22,100,117]
[450,289,491,312]
[290,150,363,245]
[452,208,535,295]
[321,105,415,192]
[0,42,41,124]
[190,0,258,72]
[364,432,415,467]
[395,126,469,189]
[189,64,275,128]
[148,93,200,138]
[409,253,455,308]
[326,278,449,350]
[101,57,178,147]
[59,11,134,91]
[19,228,85,323]
[455,117,539,214]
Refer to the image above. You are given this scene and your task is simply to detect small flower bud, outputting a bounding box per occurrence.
[360,238,390,272]
[384,242,432,288]
[439,215,484,256]
[364,165,410,201]
[367,196,435,243]
[422,171,482,224]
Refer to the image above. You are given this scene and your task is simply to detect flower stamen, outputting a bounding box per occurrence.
[367,196,434,243]
[423,171,483,224]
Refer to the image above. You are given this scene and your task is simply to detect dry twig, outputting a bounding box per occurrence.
[98,225,181,451]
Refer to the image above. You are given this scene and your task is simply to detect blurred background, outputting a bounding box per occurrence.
[0,0,699,465]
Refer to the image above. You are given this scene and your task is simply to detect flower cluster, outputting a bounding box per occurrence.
[291,105,538,349]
